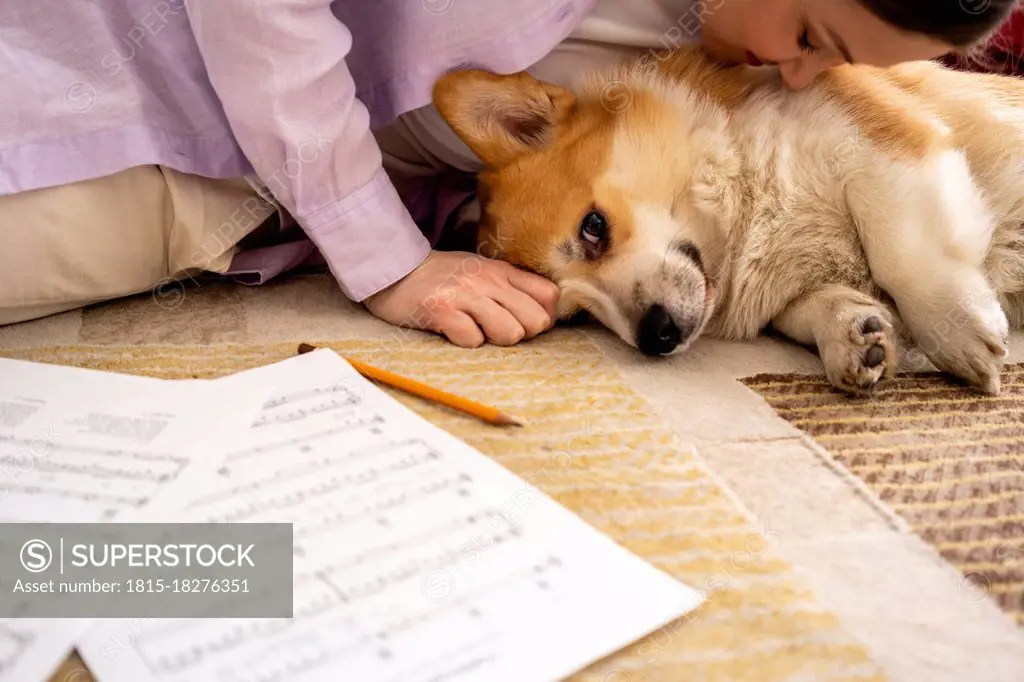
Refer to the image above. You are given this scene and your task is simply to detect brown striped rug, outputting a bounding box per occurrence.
[742,365,1024,627]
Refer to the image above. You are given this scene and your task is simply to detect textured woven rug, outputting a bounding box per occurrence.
[4,336,884,682]
[742,366,1024,628]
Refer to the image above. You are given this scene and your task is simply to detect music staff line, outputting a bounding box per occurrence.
[125,516,530,669]
[293,472,473,545]
[225,414,387,463]
[243,629,503,682]
[0,454,181,483]
[0,484,147,509]
[260,385,363,410]
[135,586,342,672]
[312,509,515,579]
[136,556,564,678]
[139,513,519,624]
[193,440,442,521]
[251,395,362,429]
[315,528,524,605]
[363,555,563,649]
[229,434,424,491]
[0,400,39,428]
[0,433,188,466]
[382,635,501,682]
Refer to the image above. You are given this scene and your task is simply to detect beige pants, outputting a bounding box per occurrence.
[0,166,278,326]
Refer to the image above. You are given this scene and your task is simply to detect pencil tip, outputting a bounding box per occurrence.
[496,413,527,427]
[297,343,317,355]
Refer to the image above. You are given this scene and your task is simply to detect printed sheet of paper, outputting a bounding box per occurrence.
[0,357,274,682]
[80,348,705,682]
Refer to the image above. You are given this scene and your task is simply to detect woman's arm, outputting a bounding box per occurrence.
[184,0,431,302]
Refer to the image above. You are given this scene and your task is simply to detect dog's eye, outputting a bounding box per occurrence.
[579,210,608,256]
[676,241,703,271]
[580,211,606,243]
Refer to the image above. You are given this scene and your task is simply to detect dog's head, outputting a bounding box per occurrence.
[433,59,742,356]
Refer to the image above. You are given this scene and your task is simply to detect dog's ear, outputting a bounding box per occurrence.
[433,69,575,168]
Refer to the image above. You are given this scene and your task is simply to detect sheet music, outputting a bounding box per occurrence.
[80,349,704,682]
[0,358,274,682]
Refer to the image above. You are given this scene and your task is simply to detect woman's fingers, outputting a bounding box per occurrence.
[434,309,486,348]
[461,295,527,346]
[488,283,553,339]
[504,264,561,321]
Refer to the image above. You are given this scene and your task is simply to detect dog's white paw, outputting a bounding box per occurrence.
[819,307,899,395]
[905,282,1008,395]
[919,305,1007,395]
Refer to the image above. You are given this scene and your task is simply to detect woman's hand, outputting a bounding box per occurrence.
[363,250,560,347]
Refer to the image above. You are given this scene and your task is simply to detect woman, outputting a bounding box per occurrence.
[0,0,1017,347]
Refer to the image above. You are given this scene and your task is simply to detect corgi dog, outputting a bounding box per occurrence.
[430,45,1024,396]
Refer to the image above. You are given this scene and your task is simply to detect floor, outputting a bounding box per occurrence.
[3,273,1023,681]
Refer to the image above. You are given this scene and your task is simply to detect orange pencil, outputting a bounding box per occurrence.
[296,343,524,427]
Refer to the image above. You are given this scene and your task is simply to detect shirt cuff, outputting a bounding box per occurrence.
[300,169,432,301]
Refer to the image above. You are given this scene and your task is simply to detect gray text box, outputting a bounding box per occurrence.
[0,523,293,617]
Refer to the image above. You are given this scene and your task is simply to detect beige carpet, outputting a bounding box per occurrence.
[2,274,1024,682]
[742,367,1024,628]
[14,338,882,682]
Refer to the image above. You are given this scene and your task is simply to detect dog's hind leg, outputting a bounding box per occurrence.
[772,284,900,395]
[846,150,1009,395]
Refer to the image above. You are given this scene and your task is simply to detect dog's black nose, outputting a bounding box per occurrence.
[637,305,689,356]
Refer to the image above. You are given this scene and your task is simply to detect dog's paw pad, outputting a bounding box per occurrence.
[823,308,898,395]
[864,344,886,368]
[861,316,883,335]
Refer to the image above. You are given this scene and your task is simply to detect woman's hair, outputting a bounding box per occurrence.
[856,0,1020,47]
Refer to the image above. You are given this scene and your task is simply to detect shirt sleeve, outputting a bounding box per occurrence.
[184,0,431,301]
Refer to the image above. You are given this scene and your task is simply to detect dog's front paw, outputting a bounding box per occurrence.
[912,297,1008,395]
[819,309,899,395]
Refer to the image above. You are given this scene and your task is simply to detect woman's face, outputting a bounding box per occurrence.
[699,0,956,89]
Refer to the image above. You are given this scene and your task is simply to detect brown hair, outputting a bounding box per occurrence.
[856,0,1019,47]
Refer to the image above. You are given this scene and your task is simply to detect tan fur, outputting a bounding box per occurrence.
[433,46,1024,395]
[817,65,944,160]
[647,48,767,111]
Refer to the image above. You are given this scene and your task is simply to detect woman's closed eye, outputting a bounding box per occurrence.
[798,29,816,54]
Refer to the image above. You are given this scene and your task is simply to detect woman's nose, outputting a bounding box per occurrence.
[779,54,845,90]
[779,59,818,90]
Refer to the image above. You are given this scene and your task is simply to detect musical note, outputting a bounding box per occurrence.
[0,401,38,429]
[261,385,360,410]
[79,349,704,682]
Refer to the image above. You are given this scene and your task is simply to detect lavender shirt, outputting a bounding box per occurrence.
[0,0,596,300]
